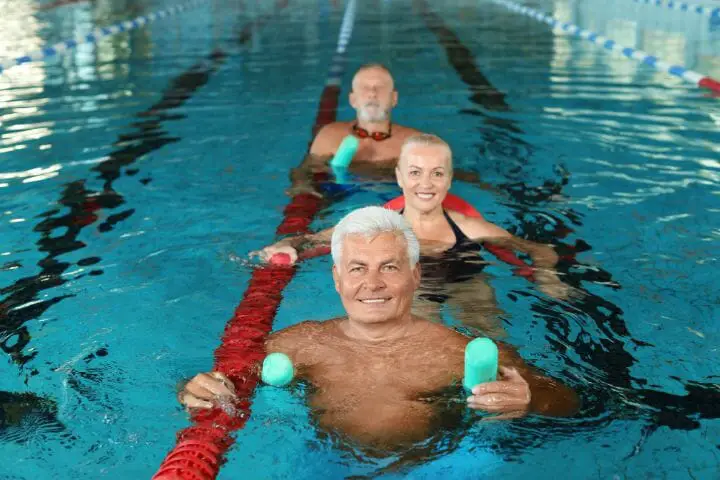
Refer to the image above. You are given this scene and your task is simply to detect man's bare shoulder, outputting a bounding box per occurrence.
[422,322,521,365]
[316,121,352,139]
[311,122,353,155]
[415,318,470,348]
[392,124,423,138]
[266,319,342,367]
[266,320,330,351]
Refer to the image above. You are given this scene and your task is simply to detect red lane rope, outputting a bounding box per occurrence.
[151,2,344,479]
[383,192,484,219]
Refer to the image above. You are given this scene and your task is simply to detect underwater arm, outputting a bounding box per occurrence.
[288,153,329,198]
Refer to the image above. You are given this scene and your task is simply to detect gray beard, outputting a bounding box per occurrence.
[357,104,389,123]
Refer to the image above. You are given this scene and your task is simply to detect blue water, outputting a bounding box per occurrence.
[1,0,719,478]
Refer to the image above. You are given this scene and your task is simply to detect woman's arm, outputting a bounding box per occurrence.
[252,227,335,264]
[450,212,576,299]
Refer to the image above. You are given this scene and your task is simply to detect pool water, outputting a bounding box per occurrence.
[1,0,719,478]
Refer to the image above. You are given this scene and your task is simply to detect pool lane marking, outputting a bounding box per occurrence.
[152,1,359,479]
[632,0,720,19]
[492,0,720,94]
[0,0,209,76]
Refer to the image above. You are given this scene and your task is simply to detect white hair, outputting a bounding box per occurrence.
[398,133,453,171]
[331,206,420,267]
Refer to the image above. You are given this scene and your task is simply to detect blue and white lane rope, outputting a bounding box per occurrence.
[327,0,358,87]
[632,0,720,19]
[0,0,208,76]
[492,0,720,94]
[311,0,356,138]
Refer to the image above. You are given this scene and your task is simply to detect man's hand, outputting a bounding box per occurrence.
[178,372,237,410]
[466,366,531,418]
[249,244,299,264]
[285,183,323,198]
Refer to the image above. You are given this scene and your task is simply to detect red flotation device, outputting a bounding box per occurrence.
[384,193,535,280]
[383,192,484,218]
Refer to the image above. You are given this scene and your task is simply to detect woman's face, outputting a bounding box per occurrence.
[396,144,453,213]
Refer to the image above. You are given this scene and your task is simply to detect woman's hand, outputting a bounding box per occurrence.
[249,244,299,264]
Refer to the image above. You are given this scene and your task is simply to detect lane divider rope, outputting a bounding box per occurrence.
[492,0,720,94]
[631,0,720,19]
[151,0,358,478]
[0,0,209,76]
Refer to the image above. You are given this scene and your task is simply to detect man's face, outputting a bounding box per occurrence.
[349,68,398,123]
[333,232,420,325]
[396,144,452,213]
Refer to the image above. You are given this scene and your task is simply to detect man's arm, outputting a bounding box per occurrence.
[452,328,579,417]
[309,123,343,156]
[288,153,328,198]
[177,321,324,410]
[288,123,346,197]
[496,343,580,417]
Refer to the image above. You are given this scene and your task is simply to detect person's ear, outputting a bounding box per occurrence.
[332,265,341,293]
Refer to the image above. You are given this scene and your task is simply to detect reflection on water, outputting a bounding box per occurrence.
[559,0,720,78]
[0,0,49,149]
[0,0,719,478]
[0,0,158,160]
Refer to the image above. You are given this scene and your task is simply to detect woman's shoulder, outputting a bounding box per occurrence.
[446,209,508,239]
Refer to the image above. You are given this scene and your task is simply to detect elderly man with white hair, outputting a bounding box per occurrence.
[179,207,579,448]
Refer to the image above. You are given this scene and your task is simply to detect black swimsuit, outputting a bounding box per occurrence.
[407,210,488,303]
[443,210,481,254]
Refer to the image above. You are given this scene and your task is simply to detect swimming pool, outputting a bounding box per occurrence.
[1,0,719,477]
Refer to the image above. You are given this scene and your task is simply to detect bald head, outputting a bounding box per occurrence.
[349,64,398,123]
[351,63,395,91]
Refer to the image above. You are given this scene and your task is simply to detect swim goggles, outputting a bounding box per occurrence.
[352,123,392,141]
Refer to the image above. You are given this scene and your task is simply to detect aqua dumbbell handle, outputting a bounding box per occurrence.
[463,337,498,391]
[330,135,359,168]
[261,352,295,387]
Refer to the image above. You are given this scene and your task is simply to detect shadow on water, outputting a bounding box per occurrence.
[0,391,67,445]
